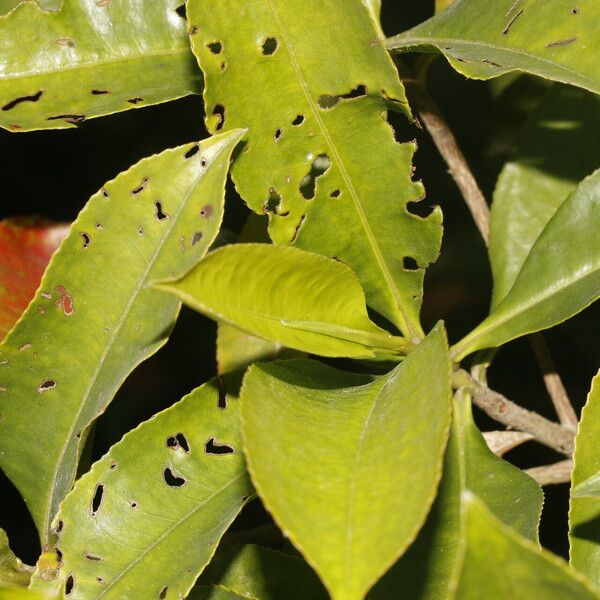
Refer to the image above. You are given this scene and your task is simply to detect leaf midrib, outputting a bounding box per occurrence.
[45,162,211,541]
[265,0,416,340]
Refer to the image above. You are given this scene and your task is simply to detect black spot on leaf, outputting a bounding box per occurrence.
[159,586,168,599]
[2,90,43,111]
[38,379,56,393]
[292,114,305,126]
[132,177,148,195]
[65,574,75,595]
[261,37,278,55]
[212,104,226,131]
[205,437,234,455]
[127,97,144,105]
[46,114,85,123]
[91,89,110,95]
[207,41,223,54]
[166,433,190,453]
[91,484,104,516]
[403,257,419,271]
[184,144,200,159]
[164,467,186,487]
[81,232,91,248]
[175,3,186,18]
[155,202,169,221]
[318,84,367,109]
[191,231,203,246]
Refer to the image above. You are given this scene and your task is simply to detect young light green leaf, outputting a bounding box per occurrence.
[0,0,202,132]
[35,376,252,600]
[372,388,543,599]
[188,0,442,342]
[240,323,452,600]
[453,168,600,360]
[570,371,600,585]
[452,494,599,599]
[0,530,31,588]
[192,544,327,600]
[387,0,600,96]
[157,244,409,359]
[0,130,244,545]
[490,84,600,306]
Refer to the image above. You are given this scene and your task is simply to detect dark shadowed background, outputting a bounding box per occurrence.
[1,0,598,567]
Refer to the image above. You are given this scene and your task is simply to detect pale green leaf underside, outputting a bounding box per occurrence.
[490,84,600,307]
[193,544,327,600]
[0,130,243,544]
[0,530,31,588]
[188,0,442,341]
[570,371,600,585]
[0,0,202,131]
[387,0,600,96]
[453,495,599,599]
[453,168,600,360]
[373,388,542,599]
[157,243,408,359]
[240,323,452,600]
[46,376,252,600]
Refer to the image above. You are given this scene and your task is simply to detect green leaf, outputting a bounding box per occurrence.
[453,168,600,360]
[573,473,600,499]
[0,530,31,588]
[192,544,327,600]
[190,588,245,600]
[435,0,454,11]
[387,0,600,96]
[452,494,599,599]
[38,375,253,600]
[363,0,381,22]
[570,371,600,585]
[187,0,443,341]
[240,323,452,600]
[0,130,244,544]
[0,589,52,600]
[372,387,543,599]
[157,243,409,359]
[0,0,202,132]
[490,84,600,307]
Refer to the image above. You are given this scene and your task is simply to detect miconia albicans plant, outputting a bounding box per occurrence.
[0,1,599,599]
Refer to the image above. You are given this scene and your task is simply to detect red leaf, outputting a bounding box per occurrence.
[0,217,69,341]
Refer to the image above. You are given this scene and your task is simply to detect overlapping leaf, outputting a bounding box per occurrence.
[490,84,600,306]
[157,244,408,359]
[192,544,327,599]
[0,130,243,544]
[0,218,68,341]
[570,371,600,585]
[240,324,451,600]
[0,0,202,131]
[188,0,443,341]
[452,495,599,599]
[387,0,600,96]
[42,376,252,600]
[372,388,542,599]
[453,168,600,360]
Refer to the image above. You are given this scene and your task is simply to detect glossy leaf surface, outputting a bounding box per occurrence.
[453,495,599,599]
[0,0,202,131]
[157,244,408,359]
[0,130,243,544]
[453,168,600,360]
[240,324,452,600]
[193,544,327,600]
[46,376,252,600]
[373,388,542,599]
[0,218,68,341]
[490,84,600,306]
[188,0,443,341]
[570,371,600,585]
[387,0,600,95]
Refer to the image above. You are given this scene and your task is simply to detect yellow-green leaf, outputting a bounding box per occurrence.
[0,130,244,545]
[372,388,543,599]
[453,168,600,360]
[387,0,600,96]
[0,530,31,588]
[570,371,600,585]
[187,0,443,341]
[0,0,202,132]
[452,494,599,599]
[40,376,252,600]
[240,323,452,600]
[157,244,409,359]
